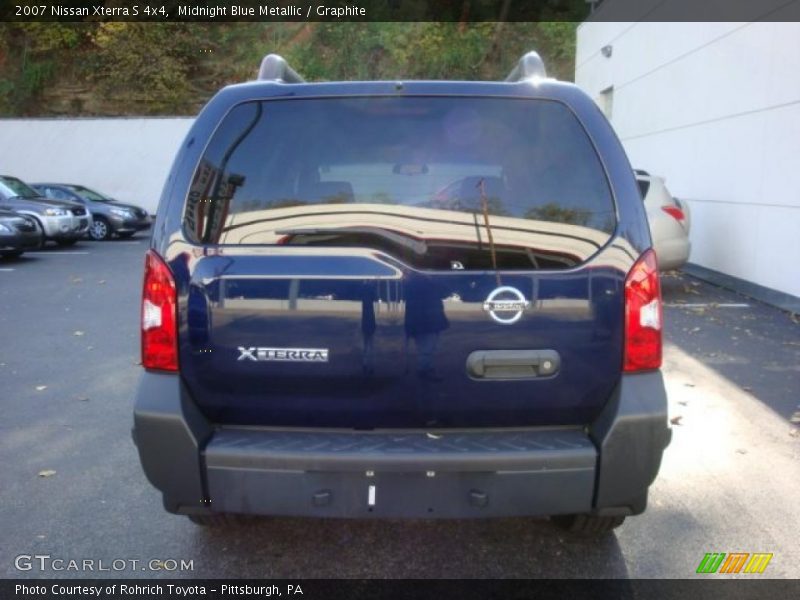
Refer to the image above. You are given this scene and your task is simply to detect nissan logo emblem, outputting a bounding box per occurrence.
[482,286,530,324]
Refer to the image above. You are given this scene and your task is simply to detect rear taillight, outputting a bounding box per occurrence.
[141,249,178,371]
[661,205,685,223]
[623,249,662,372]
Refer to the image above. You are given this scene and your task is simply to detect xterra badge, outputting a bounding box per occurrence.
[238,347,329,362]
[482,286,530,324]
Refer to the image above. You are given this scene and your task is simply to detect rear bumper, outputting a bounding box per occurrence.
[133,371,670,519]
[655,237,691,271]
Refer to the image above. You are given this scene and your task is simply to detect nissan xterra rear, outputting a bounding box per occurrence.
[133,52,670,532]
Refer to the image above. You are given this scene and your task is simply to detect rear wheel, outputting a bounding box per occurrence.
[1,250,23,259]
[551,514,626,534]
[56,239,78,247]
[89,218,111,241]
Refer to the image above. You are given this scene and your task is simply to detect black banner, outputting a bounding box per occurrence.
[4,579,800,600]
[3,0,800,23]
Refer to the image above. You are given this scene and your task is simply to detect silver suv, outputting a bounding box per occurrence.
[0,176,91,246]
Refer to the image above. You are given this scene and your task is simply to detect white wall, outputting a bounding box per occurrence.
[576,20,800,299]
[0,118,194,214]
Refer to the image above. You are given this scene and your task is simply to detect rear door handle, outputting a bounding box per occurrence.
[466,350,560,380]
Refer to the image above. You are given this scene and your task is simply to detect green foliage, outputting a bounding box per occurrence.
[17,23,82,51]
[288,22,578,83]
[90,23,204,114]
[0,22,579,117]
[0,23,87,115]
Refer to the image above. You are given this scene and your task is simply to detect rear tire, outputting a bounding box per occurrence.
[551,514,626,534]
[1,250,23,259]
[187,513,249,527]
[89,218,111,241]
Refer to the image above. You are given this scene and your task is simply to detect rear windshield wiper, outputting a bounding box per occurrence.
[476,178,501,286]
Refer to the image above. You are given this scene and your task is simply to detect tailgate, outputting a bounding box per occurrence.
[175,94,626,428]
[180,241,625,428]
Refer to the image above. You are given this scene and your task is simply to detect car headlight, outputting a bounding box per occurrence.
[0,222,12,233]
[110,208,133,218]
[44,208,68,216]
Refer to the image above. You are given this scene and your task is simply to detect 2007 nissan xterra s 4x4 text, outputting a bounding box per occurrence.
[133,52,671,532]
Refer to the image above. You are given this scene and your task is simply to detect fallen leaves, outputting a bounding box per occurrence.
[35,385,47,391]
[73,330,85,337]
[670,416,683,426]
[37,470,56,478]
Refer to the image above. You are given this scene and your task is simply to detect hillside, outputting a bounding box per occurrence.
[0,22,578,117]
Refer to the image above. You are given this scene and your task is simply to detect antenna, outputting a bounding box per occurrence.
[504,51,547,82]
[257,54,305,83]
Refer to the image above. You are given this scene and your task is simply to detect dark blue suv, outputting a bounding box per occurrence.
[133,52,670,532]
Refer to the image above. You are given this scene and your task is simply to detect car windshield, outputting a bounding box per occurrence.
[0,176,41,199]
[69,185,112,202]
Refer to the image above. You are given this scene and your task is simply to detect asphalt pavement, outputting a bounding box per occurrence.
[0,240,798,579]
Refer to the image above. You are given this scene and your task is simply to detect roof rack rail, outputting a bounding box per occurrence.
[504,51,547,82]
[257,54,305,83]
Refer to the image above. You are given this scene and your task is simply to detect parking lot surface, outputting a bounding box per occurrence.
[1,240,798,579]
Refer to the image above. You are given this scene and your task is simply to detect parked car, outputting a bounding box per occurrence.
[0,176,91,246]
[32,183,151,241]
[0,207,42,258]
[636,170,692,271]
[133,52,671,532]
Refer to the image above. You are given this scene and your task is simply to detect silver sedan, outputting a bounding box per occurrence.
[636,170,691,271]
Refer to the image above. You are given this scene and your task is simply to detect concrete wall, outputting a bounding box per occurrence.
[0,118,194,214]
[576,20,800,299]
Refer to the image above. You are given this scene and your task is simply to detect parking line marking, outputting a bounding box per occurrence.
[25,251,90,255]
[665,302,750,308]
[0,268,14,272]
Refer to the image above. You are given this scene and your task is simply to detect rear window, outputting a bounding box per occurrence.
[184,97,616,270]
